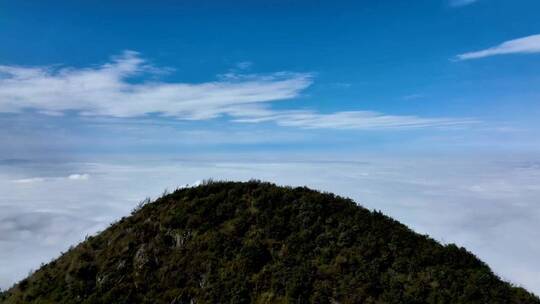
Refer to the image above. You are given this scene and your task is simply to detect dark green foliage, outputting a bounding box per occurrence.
[2,181,538,303]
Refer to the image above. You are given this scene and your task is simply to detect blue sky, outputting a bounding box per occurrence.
[1,0,540,158]
[1,0,540,295]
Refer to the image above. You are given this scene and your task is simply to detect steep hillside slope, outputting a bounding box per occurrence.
[1,181,538,303]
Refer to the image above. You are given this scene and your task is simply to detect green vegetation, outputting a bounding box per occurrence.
[1,181,538,303]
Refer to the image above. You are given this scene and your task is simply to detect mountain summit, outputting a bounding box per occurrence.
[1,181,538,303]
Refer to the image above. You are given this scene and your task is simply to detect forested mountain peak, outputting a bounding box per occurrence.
[1,181,538,303]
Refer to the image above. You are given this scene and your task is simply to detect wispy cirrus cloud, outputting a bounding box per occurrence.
[234,110,476,130]
[449,0,479,7]
[0,51,474,130]
[235,61,253,70]
[456,34,540,60]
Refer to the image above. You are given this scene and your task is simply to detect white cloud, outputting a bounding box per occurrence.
[67,174,90,180]
[449,0,479,7]
[0,51,474,130]
[12,177,45,184]
[189,180,203,187]
[456,34,540,60]
[11,174,90,183]
[234,110,477,130]
[0,51,311,120]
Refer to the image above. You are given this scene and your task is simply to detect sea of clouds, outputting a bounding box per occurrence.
[1,155,539,295]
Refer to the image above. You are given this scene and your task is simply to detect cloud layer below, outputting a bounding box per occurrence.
[1,156,539,295]
[0,51,474,130]
[456,34,540,60]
